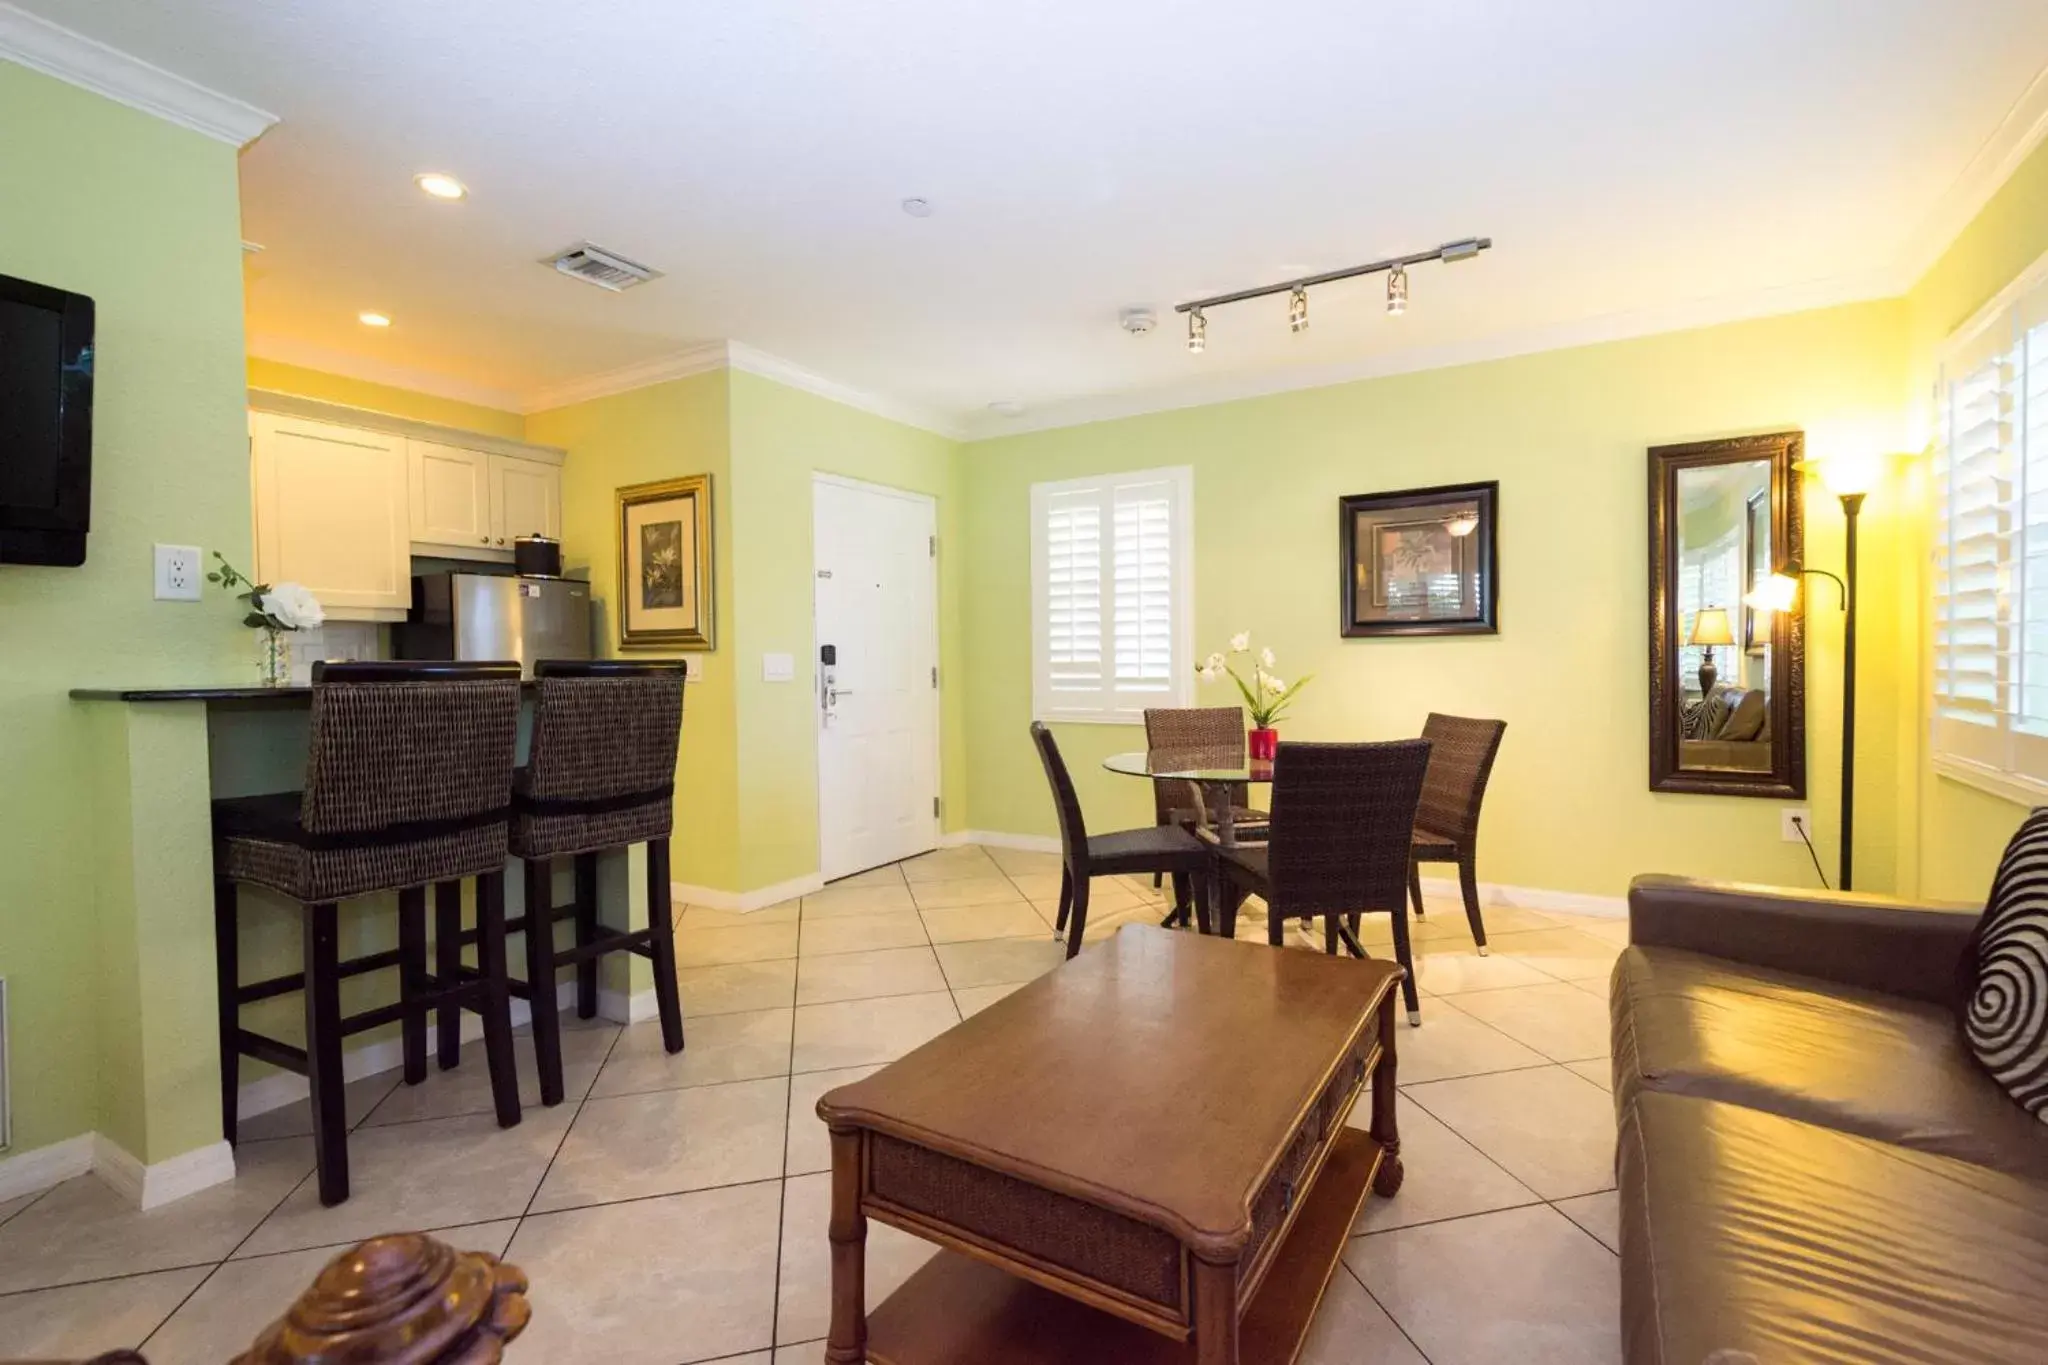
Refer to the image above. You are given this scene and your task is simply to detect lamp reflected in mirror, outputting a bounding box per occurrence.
[1686,607,1735,694]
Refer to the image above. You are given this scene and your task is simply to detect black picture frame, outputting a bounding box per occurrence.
[1338,481,1499,637]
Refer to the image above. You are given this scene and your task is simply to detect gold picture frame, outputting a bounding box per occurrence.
[617,474,714,649]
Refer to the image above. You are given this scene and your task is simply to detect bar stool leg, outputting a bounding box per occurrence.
[214,878,241,1146]
[304,901,349,1206]
[647,837,685,1055]
[434,880,463,1069]
[476,871,524,1127]
[523,858,566,1107]
[398,886,428,1085]
[574,852,601,1020]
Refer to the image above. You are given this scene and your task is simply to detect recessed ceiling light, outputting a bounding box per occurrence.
[988,400,1025,417]
[358,311,392,327]
[900,197,933,218]
[414,172,467,200]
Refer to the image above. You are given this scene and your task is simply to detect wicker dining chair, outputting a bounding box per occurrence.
[1406,714,1507,953]
[1143,706,1266,926]
[1210,739,1433,1023]
[1030,722,1211,958]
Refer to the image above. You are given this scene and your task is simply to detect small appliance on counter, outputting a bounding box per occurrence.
[395,571,592,678]
[513,534,562,578]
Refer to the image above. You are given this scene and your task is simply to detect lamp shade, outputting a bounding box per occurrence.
[1688,607,1736,646]
[1744,573,1800,612]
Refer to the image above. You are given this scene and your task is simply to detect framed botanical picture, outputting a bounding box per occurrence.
[617,474,714,649]
[1339,481,1499,637]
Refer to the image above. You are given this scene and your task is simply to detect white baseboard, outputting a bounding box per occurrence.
[1416,875,1626,919]
[671,873,825,913]
[598,987,660,1025]
[0,1132,93,1203]
[946,830,1062,855]
[92,1134,236,1210]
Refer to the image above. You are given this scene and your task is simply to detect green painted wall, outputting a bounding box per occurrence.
[0,63,252,1154]
[961,300,1913,898]
[526,372,740,891]
[1902,135,2048,902]
[726,371,966,890]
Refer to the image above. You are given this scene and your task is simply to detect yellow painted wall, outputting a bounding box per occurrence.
[961,301,1913,899]
[525,372,740,890]
[726,371,966,890]
[245,356,527,440]
[0,63,251,1153]
[1902,135,2048,901]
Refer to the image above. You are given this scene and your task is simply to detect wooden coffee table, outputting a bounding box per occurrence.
[817,924,1404,1365]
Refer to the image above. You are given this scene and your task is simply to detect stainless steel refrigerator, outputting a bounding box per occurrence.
[397,572,593,677]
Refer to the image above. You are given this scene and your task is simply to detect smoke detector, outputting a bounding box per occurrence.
[543,242,663,292]
[1119,307,1157,335]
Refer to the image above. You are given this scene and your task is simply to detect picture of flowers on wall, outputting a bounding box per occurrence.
[618,473,714,649]
[1339,481,1499,636]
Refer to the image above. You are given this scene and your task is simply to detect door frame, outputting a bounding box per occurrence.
[811,471,943,880]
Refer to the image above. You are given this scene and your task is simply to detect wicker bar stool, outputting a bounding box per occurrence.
[1209,739,1433,1023]
[504,660,686,1105]
[1405,713,1507,952]
[212,662,525,1206]
[1142,706,1267,928]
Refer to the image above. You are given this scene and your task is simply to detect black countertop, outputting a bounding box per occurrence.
[72,681,544,702]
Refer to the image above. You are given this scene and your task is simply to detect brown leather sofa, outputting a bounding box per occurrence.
[1611,875,2048,1364]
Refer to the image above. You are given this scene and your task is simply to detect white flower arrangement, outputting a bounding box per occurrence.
[1195,631,1312,727]
[209,554,326,631]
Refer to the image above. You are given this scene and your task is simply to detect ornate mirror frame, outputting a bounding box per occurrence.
[1648,431,1805,798]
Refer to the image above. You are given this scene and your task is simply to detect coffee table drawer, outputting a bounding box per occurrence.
[1241,1025,1376,1298]
[867,1133,1188,1322]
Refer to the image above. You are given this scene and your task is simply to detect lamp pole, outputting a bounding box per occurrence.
[1839,492,1864,892]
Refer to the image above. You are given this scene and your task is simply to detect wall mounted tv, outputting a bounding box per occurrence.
[0,271,95,566]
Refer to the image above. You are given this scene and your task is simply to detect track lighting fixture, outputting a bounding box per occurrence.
[1171,237,1487,347]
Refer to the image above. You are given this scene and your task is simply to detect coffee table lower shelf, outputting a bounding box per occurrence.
[863,1126,1384,1365]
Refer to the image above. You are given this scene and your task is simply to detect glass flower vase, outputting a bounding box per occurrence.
[259,626,290,688]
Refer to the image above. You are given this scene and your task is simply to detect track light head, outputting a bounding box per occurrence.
[1289,287,1309,334]
[1386,265,1408,316]
[1187,308,1206,354]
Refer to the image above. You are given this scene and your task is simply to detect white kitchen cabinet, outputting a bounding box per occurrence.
[251,413,412,620]
[410,440,493,552]
[488,453,563,547]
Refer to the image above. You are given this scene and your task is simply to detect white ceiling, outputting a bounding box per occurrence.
[13,1,2048,437]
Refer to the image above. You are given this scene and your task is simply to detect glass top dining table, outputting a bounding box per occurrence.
[1101,750,1273,846]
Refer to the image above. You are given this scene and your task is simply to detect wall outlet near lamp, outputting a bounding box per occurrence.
[153,544,203,601]
[1781,807,1814,843]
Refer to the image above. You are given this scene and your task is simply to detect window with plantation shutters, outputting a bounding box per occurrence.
[1031,466,1193,724]
[1932,249,2048,803]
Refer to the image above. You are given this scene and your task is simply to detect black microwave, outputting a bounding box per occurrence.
[0,270,95,566]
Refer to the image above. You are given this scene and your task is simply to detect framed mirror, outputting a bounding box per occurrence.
[1648,431,1804,797]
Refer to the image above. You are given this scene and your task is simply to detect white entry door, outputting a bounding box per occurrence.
[814,475,940,880]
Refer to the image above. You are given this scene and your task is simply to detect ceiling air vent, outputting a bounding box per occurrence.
[544,242,662,292]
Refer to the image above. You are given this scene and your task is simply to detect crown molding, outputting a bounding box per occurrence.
[724,341,966,440]
[0,2,276,146]
[964,265,1902,440]
[246,335,529,414]
[518,341,731,413]
[1893,57,2048,290]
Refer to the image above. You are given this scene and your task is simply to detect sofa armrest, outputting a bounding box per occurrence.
[1627,875,1982,1005]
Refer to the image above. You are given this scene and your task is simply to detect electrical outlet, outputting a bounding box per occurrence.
[153,544,203,601]
[1781,807,1813,843]
[682,655,704,683]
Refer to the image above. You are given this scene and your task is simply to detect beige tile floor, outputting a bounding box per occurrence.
[0,843,1621,1363]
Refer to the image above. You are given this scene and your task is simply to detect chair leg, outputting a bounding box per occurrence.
[1169,870,1191,927]
[1153,872,1163,889]
[476,872,523,1127]
[1268,902,1286,948]
[1335,919,1368,959]
[214,878,240,1146]
[1459,855,1488,954]
[1389,900,1422,1026]
[398,886,428,1086]
[1192,870,1213,936]
[647,838,685,1055]
[304,901,349,1206]
[1055,869,1073,934]
[1409,859,1426,918]
[1063,876,1091,959]
[434,880,463,1069]
[574,852,601,1019]
[523,858,565,1107]
[1323,914,1339,955]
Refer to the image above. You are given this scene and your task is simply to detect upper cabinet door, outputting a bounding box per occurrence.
[490,454,563,545]
[251,414,411,617]
[409,440,493,552]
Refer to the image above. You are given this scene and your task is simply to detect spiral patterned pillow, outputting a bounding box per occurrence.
[1965,808,2048,1119]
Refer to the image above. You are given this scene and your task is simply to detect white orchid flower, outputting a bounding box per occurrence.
[259,582,325,630]
[1259,647,1276,668]
[1262,673,1286,694]
[1205,651,1225,671]
[1229,631,1250,653]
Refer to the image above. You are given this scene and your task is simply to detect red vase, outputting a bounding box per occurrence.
[1248,727,1279,761]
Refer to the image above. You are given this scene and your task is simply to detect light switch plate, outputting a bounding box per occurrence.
[683,655,704,683]
[762,652,795,683]
[154,544,203,601]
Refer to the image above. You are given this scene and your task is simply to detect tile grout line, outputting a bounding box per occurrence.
[768,884,809,1357]
[1340,1257,1439,1365]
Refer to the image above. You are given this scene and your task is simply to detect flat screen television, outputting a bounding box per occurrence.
[0,271,95,566]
